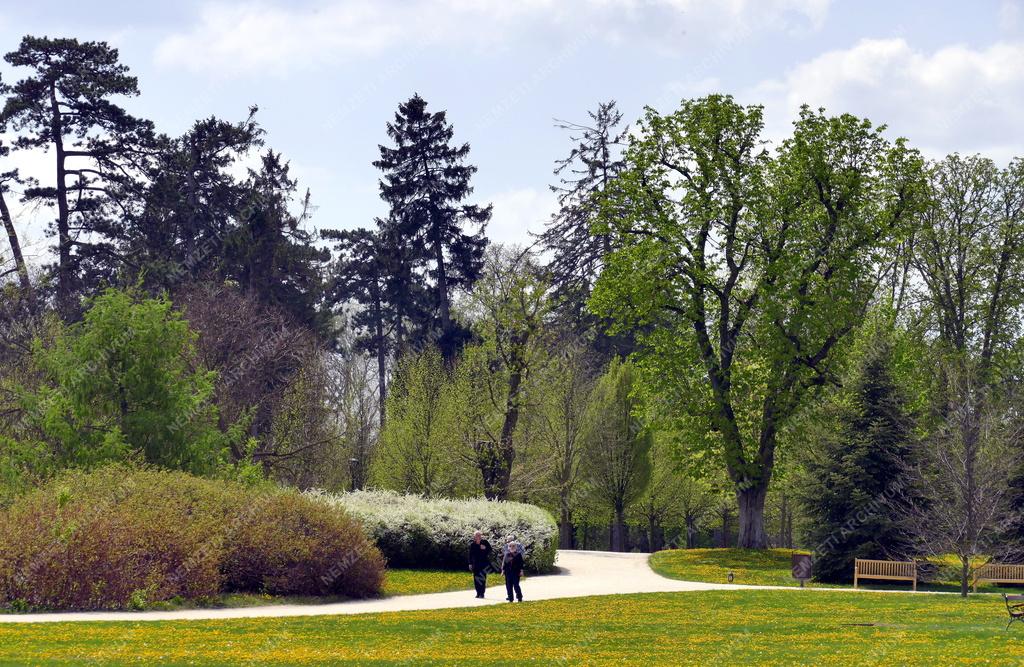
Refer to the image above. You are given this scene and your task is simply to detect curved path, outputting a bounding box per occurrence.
[0,550,931,624]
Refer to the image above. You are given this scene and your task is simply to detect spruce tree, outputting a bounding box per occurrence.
[799,332,918,583]
[373,94,491,359]
[223,151,330,336]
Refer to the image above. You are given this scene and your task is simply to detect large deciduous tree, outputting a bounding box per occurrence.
[458,246,550,500]
[374,94,491,359]
[1,36,155,317]
[592,95,925,547]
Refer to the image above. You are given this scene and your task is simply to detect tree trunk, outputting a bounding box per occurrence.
[0,189,31,294]
[371,281,387,430]
[648,516,662,552]
[960,557,970,598]
[685,515,697,548]
[50,82,74,318]
[430,224,452,357]
[737,483,769,549]
[612,506,626,552]
[559,502,574,549]
[482,347,526,500]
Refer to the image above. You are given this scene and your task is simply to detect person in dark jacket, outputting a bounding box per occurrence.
[468,530,493,598]
[502,541,524,602]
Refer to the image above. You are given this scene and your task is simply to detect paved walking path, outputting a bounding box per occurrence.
[0,550,940,624]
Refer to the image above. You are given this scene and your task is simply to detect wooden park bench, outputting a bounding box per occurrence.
[973,563,1024,592]
[1003,594,1024,630]
[853,559,917,591]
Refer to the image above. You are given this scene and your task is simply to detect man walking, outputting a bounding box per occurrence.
[468,530,493,598]
[503,541,525,602]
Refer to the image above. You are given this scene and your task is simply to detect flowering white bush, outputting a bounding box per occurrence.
[309,489,558,572]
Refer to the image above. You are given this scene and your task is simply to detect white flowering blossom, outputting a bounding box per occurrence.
[308,489,558,572]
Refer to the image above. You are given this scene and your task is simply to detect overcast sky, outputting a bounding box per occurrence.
[3,0,1024,266]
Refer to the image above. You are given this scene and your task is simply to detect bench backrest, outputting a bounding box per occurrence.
[855,559,915,578]
[978,563,1024,581]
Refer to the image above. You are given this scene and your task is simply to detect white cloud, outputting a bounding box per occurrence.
[484,186,557,248]
[748,38,1024,160]
[155,0,832,76]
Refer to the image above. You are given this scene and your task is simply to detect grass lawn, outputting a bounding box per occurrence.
[54,569,500,614]
[651,548,811,587]
[382,569,504,596]
[651,548,1024,594]
[1,589,1022,665]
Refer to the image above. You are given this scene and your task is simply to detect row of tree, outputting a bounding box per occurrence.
[5,34,1024,573]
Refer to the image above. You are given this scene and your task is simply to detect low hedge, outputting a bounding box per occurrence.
[313,489,558,573]
[0,465,383,611]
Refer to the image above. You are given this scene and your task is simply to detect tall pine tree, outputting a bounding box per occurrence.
[1,36,155,317]
[374,94,490,359]
[799,330,918,583]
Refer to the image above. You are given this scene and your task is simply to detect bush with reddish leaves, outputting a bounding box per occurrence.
[0,465,383,611]
[223,492,384,598]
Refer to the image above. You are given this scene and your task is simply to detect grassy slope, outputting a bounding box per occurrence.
[1,590,1022,665]
[651,548,1022,593]
[650,548,811,587]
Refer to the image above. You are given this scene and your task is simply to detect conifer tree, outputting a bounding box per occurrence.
[224,151,330,336]
[799,331,918,583]
[1,36,155,316]
[374,94,491,359]
[539,101,627,326]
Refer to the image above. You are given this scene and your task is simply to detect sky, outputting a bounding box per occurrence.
[3,0,1024,267]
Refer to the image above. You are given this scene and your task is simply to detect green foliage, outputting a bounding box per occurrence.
[582,358,652,550]
[456,246,552,499]
[591,94,926,546]
[798,327,919,583]
[372,348,469,496]
[0,465,384,611]
[19,288,234,474]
